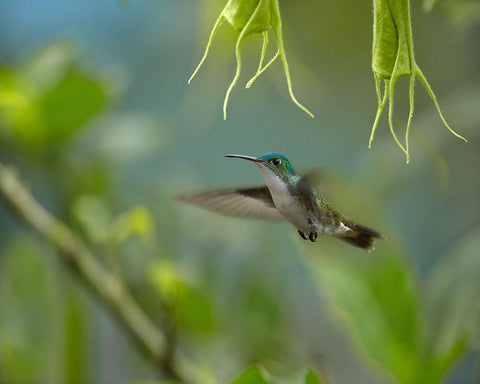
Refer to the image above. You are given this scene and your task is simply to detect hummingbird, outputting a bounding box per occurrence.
[175,152,383,251]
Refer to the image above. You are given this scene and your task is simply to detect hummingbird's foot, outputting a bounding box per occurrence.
[298,230,308,240]
[309,232,318,242]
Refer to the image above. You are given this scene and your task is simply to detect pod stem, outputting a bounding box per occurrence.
[387,76,408,157]
[223,0,265,119]
[270,0,314,118]
[404,73,416,163]
[369,74,389,148]
[246,31,280,89]
[223,32,245,120]
[415,64,468,143]
[188,14,224,84]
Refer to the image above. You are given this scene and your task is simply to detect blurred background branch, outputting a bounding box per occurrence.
[0,162,178,380]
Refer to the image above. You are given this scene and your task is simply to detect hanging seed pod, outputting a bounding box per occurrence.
[188,0,314,120]
[369,0,467,163]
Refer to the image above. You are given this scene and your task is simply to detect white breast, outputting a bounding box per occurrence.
[263,173,291,209]
[258,168,311,232]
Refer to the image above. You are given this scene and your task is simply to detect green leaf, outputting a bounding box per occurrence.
[0,90,27,111]
[72,195,113,244]
[148,260,179,298]
[230,366,272,384]
[64,280,88,384]
[0,43,107,147]
[424,0,480,30]
[305,369,322,384]
[311,253,419,383]
[149,261,214,333]
[72,196,154,247]
[173,281,214,333]
[37,71,106,143]
[110,205,155,245]
[24,42,75,92]
[310,242,471,384]
[125,381,182,384]
[0,237,56,383]
[423,228,480,365]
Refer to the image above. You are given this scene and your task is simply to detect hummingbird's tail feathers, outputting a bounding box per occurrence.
[336,223,383,252]
[350,223,384,240]
[336,233,376,252]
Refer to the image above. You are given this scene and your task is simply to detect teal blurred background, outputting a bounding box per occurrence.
[1,0,479,383]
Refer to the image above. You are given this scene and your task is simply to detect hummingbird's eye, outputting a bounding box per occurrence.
[271,158,281,166]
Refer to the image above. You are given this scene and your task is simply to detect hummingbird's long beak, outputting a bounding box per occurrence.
[225,154,262,163]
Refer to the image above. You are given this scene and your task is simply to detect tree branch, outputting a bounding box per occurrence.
[0,162,169,371]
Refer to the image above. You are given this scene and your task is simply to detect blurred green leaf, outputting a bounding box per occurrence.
[234,281,287,362]
[305,369,323,384]
[61,159,111,198]
[149,261,214,333]
[424,0,480,29]
[230,366,272,384]
[0,42,107,147]
[72,194,113,244]
[126,381,182,384]
[424,228,480,359]
[423,0,440,11]
[173,282,214,333]
[0,237,56,383]
[72,195,154,247]
[64,281,88,384]
[24,42,75,92]
[311,253,419,382]
[310,246,470,383]
[148,260,178,298]
[36,71,106,142]
[111,205,155,245]
[0,90,28,111]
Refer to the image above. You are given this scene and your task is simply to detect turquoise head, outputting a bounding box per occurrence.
[225,152,296,182]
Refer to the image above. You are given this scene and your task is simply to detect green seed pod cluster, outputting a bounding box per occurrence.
[188,0,314,120]
[223,0,270,32]
[369,0,467,162]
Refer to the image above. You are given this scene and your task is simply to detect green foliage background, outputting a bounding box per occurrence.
[0,0,479,383]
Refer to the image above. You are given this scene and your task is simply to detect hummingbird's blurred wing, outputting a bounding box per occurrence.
[302,168,338,201]
[175,187,285,221]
